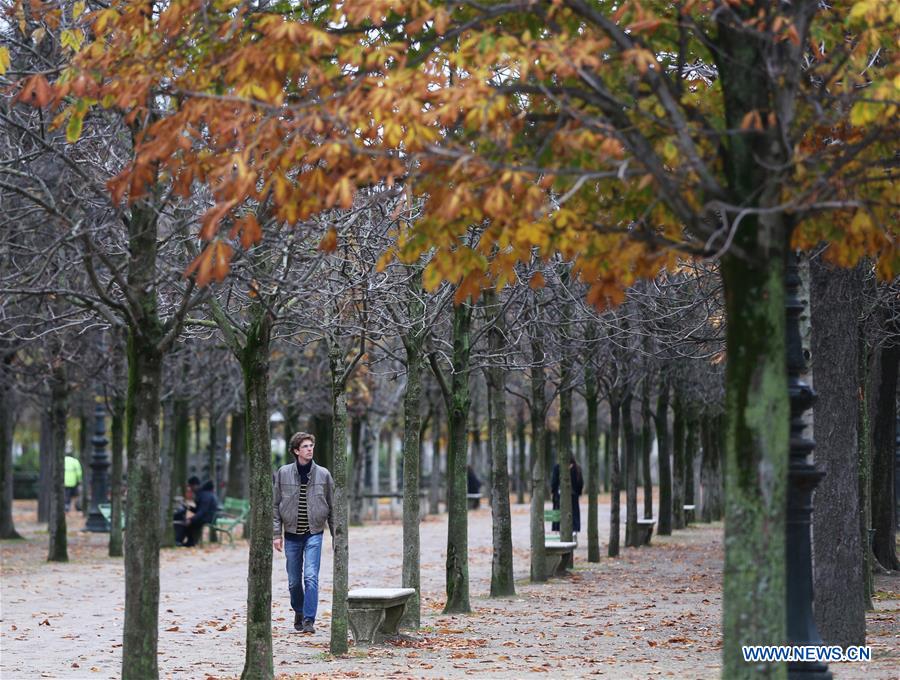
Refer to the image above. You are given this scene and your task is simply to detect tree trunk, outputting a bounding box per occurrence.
[0,352,22,540]
[672,392,686,530]
[485,289,514,597]
[79,410,90,517]
[871,341,899,571]
[857,326,874,608]
[239,310,274,680]
[47,362,68,563]
[110,390,125,558]
[38,407,51,523]
[401,270,424,628]
[529,328,547,581]
[700,414,724,522]
[328,339,351,655]
[159,397,175,547]
[429,401,442,515]
[684,416,698,518]
[350,416,365,525]
[655,381,672,536]
[623,392,638,548]
[603,426,611,493]
[516,407,526,505]
[557,385,574,546]
[641,378,653,521]
[444,303,471,614]
[122,332,163,680]
[585,360,601,562]
[608,394,622,557]
[226,410,247,499]
[810,258,866,647]
[720,251,789,679]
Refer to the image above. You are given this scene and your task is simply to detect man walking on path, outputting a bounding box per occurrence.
[273,432,334,634]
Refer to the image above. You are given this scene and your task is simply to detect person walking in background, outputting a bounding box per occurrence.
[273,432,334,634]
[64,455,82,512]
[551,457,585,535]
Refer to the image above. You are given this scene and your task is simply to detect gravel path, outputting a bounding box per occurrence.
[1,498,897,679]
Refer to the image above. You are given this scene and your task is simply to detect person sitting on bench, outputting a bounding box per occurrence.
[175,476,217,547]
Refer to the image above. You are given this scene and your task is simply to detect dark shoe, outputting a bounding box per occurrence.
[293,612,303,631]
[301,618,315,634]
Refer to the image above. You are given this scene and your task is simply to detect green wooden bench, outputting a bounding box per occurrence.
[210,497,250,544]
[98,502,125,530]
[544,509,560,541]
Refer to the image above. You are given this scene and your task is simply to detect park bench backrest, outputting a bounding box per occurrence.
[221,497,250,517]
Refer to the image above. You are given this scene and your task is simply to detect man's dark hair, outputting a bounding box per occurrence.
[188,475,201,486]
[289,432,316,454]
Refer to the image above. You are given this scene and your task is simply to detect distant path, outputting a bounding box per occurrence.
[1,497,896,679]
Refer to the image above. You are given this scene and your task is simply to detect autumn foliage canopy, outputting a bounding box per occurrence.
[7,0,898,300]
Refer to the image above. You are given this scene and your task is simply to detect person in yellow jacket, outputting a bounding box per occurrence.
[64,455,83,512]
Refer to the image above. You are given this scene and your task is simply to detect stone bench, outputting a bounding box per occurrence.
[636,517,656,545]
[544,541,577,579]
[684,504,696,524]
[347,587,416,646]
[466,492,482,509]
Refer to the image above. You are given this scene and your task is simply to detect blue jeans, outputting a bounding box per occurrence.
[284,532,323,622]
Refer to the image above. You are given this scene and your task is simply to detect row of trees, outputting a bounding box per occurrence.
[2,1,897,679]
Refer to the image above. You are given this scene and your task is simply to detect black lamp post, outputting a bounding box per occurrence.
[785,252,831,679]
[85,397,111,532]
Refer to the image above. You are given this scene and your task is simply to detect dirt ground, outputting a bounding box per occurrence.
[1,497,897,679]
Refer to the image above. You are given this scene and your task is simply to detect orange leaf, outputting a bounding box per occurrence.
[16,75,54,108]
[318,227,338,252]
[529,271,545,289]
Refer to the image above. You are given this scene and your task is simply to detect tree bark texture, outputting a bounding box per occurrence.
[585,360,601,562]
[47,362,68,563]
[720,252,789,679]
[516,407,527,505]
[623,392,638,548]
[328,340,351,655]
[0,351,22,539]
[557,375,574,542]
[485,290,514,596]
[429,402,442,515]
[856,327,874,607]
[672,393,686,531]
[684,416,698,513]
[529,319,547,582]
[608,395,622,557]
[871,341,899,571]
[641,378,653,521]
[655,381,672,536]
[444,303,471,613]
[110,394,125,558]
[159,397,175,547]
[226,411,247,499]
[401,271,424,627]
[350,416,365,526]
[809,258,866,647]
[122,332,163,680]
[38,407,51,523]
[700,414,724,522]
[239,311,274,680]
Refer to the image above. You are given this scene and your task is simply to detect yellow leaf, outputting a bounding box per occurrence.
[0,47,9,76]
[73,1,86,18]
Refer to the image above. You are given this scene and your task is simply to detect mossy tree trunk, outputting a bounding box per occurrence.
[700,415,723,523]
[238,308,274,680]
[871,341,899,571]
[47,361,68,563]
[608,393,622,557]
[328,338,352,655]
[529,313,547,582]
[720,251,790,678]
[557,359,574,544]
[516,407,526,505]
[655,380,672,536]
[442,302,472,613]
[856,326,874,608]
[584,353,601,562]
[640,377,653,521]
[0,350,22,540]
[671,392,686,531]
[226,410,247,499]
[623,391,638,548]
[485,288,514,597]
[110,388,125,558]
[401,269,424,627]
